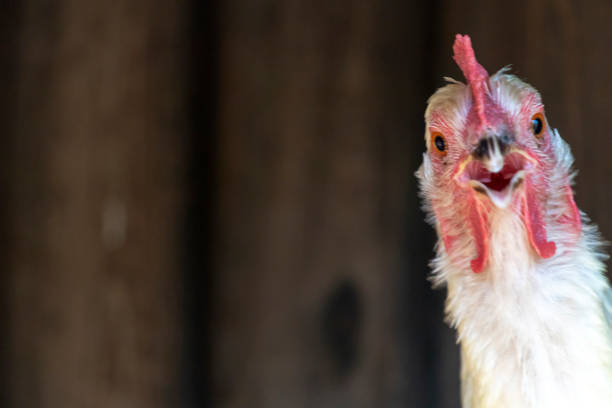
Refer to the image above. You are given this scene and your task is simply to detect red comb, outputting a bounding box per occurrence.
[453,34,489,129]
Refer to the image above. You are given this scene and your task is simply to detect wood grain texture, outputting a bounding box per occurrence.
[6,1,188,407]
[210,1,455,407]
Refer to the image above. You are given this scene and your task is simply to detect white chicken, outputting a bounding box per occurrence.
[417,34,612,407]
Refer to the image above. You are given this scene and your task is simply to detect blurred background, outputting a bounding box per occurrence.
[1,1,612,407]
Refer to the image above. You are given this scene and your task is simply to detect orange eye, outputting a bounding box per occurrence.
[531,112,546,138]
[432,132,447,156]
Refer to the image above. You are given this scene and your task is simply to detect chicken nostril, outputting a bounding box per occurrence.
[473,138,491,159]
[472,136,508,173]
[473,134,512,163]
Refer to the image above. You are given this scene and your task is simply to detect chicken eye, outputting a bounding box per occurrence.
[531,112,545,137]
[432,133,447,156]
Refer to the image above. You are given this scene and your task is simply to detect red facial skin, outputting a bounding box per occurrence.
[427,35,581,273]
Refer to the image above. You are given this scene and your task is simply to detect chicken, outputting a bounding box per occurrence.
[417,34,612,407]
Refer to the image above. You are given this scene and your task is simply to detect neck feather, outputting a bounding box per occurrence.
[440,209,612,407]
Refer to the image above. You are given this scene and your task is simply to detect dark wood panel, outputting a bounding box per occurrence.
[6,2,188,407]
[210,1,450,407]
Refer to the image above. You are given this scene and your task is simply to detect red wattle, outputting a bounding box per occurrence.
[522,179,556,258]
[467,195,489,273]
[563,184,582,235]
[433,202,456,254]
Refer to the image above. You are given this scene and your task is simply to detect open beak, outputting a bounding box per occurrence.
[454,136,537,208]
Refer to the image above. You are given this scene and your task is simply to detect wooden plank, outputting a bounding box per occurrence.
[6,1,188,406]
[211,1,449,406]
[0,2,21,406]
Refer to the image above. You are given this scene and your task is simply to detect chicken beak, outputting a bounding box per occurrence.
[472,134,508,173]
[454,136,537,208]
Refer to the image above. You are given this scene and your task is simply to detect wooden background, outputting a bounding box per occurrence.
[1,1,611,407]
